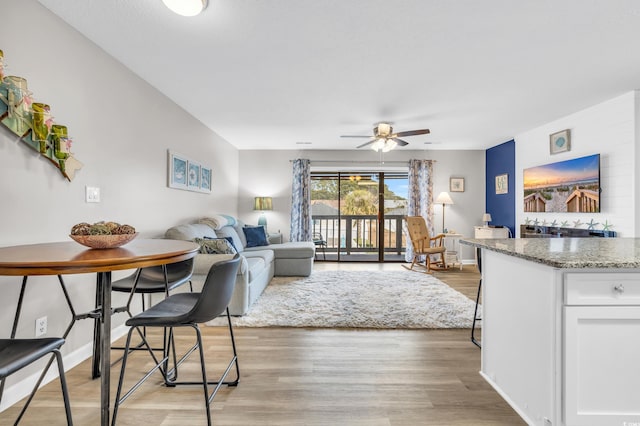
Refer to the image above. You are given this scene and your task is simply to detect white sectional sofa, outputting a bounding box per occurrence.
[165,216,315,315]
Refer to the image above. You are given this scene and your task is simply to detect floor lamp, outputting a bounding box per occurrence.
[435,192,454,233]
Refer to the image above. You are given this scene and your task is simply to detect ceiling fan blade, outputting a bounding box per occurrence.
[357,140,375,148]
[340,135,372,138]
[392,138,409,146]
[394,128,430,138]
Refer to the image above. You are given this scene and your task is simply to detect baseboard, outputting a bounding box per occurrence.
[479,371,533,425]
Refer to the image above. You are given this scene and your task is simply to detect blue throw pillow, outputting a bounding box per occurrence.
[243,226,269,247]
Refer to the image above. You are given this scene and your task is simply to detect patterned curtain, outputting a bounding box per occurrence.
[290,159,312,242]
[405,159,435,262]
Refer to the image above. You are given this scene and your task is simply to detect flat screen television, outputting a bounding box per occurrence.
[523,154,600,213]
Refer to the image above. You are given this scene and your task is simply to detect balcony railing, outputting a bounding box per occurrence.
[312,214,406,255]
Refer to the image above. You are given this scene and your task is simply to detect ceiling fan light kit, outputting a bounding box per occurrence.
[162,0,208,16]
[341,122,430,152]
[371,138,397,152]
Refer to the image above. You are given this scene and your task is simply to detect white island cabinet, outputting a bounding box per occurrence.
[462,238,640,426]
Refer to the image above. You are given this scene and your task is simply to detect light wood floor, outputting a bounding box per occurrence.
[1,262,525,425]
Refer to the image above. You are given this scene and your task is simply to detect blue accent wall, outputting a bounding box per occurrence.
[486,140,516,236]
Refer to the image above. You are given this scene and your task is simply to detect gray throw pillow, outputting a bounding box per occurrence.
[195,237,237,255]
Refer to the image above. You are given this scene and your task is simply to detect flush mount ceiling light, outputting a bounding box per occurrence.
[162,0,208,16]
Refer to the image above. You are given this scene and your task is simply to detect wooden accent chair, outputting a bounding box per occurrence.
[405,216,447,273]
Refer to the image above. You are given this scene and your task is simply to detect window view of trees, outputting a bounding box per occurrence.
[311,175,406,214]
[310,172,408,261]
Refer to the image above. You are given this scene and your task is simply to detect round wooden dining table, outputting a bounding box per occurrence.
[0,238,199,426]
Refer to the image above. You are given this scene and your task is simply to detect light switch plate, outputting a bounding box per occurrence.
[86,186,101,203]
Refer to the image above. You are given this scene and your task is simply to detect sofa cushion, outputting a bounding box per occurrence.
[216,226,245,253]
[195,237,237,255]
[243,226,269,247]
[245,256,266,282]
[193,253,246,276]
[243,248,275,265]
[233,223,248,248]
[165,223,217,241]
[245,241,316,259]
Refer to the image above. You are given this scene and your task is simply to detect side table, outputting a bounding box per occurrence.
[443,233,463,270]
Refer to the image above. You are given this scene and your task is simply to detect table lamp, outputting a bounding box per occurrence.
[254,196,273,228]
[435,192,454,233]
[483,213,492,227]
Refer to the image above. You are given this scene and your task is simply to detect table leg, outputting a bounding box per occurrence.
[92,274,102,379]
[98,271,112,426]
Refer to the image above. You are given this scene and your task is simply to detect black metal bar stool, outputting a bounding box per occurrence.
[0,338,73,425]
[110,258,194,357]
[471,248,482,348]
[112,258,195,317]
[111,255,240,426]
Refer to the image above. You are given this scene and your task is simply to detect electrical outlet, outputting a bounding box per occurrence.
[85,186,101,203]
[35,316,47,337]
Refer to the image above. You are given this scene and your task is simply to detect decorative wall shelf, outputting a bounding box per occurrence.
[0,49,82,181]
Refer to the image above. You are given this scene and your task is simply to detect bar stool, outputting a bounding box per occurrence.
[112,258,194,317]
[112,256,241,426]
[471,248,482,348]
[111,259,194,359]
[0,338,73,425]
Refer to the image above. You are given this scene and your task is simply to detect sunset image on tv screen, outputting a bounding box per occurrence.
[523,154,600,213]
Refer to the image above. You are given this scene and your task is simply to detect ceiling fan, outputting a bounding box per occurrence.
[340,122,430,152]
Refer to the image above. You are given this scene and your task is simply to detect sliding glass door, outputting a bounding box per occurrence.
[381,173,408,261]
[310,171,407,262]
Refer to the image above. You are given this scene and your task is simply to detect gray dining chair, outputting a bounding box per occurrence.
[111,255,241,426]
[111,258,194,359]
[112,258,195,317]
[0,338,73,425]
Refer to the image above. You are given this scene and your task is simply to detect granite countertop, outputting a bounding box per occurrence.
[461,238,640,269]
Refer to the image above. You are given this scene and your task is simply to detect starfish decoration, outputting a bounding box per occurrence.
[573,219,583,228]
[541,219,549,226]
[550,220,558,227]
[533,218,540,226]
[602,220,614,231]
[586,219,599,230]
[560,221,570,227]
[524,217,532,225]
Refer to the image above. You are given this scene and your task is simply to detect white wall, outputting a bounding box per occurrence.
[515,91,638,237]
[0,0,239,406]
[238,149,486,262]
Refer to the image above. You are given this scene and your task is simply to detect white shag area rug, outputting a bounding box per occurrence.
[207,270,478,329]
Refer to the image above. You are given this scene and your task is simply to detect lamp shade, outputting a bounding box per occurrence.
[254,197,273,211]
[482,213,492,223]
[162,0,207,16]
[435,192,454,205]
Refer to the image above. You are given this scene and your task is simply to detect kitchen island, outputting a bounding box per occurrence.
[461,237,640,426]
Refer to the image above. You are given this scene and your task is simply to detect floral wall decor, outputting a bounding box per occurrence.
[0,49,83,181]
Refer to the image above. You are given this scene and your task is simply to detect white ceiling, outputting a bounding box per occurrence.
[38,0,640,151]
